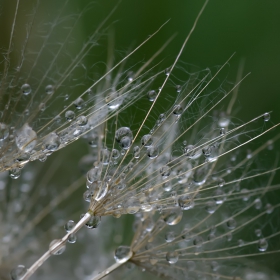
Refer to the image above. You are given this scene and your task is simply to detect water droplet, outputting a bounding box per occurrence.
[124,197,140,214]
[166,251,179,264]
[74,97,84,109]
[149,256,158,265]
[115,127,133,150]
[163,208,183,225]
[193,236,203,247]
[265,203,274,214]
[64,220,75,232]
[84,215,101,229]
[127,71,134,82]
[220,127,225,135]
[76,116,87,126]
[156,113,166,126]
[178,195,195,210]
[227,218,236,230]
[258,239,268,252]
[173,104,183,116]
[141,134,153,147]
[21,84,31,95]
[147,145,159,159]
[112,149,120,160]
[0,123,9,141]
[165,231,175,242]
[184,145,201,160]
[114,246,132,264]
[68,233,77,244]
[147,90,156,101]
[45,84,54,94]
[255,229,262,237]
[15,123,37,152]
[49,239,66,255]
[263,112,270,121]
[165,67,171,76]
[254,198,262,209]
[218,113,230,127]
[160,165,170,179]
[43,132,60,152]
[133,146,140,158]
[10,265,27,280]
[9,168,21,179]
[65,110,75,122]
[205,200,216,214]
[175,85,182,93]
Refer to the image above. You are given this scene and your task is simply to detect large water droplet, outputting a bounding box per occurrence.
[147,145,159,159]
[114,246,132,263]
[65,110,75,121]
[15,123,37,152]
[21,84,31,95]
[227,218,236,230]
[166,251,179,264]
[49,239,66,255]
[45,84,54,95]
[147,90,156,101]
[10,265,27,280]
[124,197,140,214]
[258,239,268,252]
[263,112,270,122]
[64,220,75,232]
[9,168,21,179]
[178,195,195,210]
[43,132,60,152]
[163,208,183,225]
[141,134,153,147]
[115,127,133,150]
[0,123,9,141]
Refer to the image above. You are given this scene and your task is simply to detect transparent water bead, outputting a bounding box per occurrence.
[43,132,60,152]
[45,84,54,94]
[258,238,268,252]
[227,218,236,230]
[114,246,133,264]
[0,123,9,141]
[76,116,88,126]
[115,127,133,150]
[178,195,195,210]
[10,265,27,280]
[166,251,179,264]
[124,196,140,214]
[175,85,182,93]
[21,83,31,95]
[160,165,170,179]
[173,104,183,116]
[147,90,156,101]
[15,123,37,152]
[65,110,75,121]
[49,239,66,255]
[68,233,77,244]
[147,145,159,159]
[73,97,84,109]
[263,112,270,121]
[165,231,175,242]
[133,146,140,158]
[141,134,153,147]
[87,168,100,184]
[64,220,75,232]
[88,180,108,201]
[163,208,183,225]
[9,168,21,179]
[84,214,101,229]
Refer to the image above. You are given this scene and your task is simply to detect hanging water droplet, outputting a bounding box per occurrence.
[160,165,170,179]
[163,208,183,225]
[227,218,236,230]
[149,256,158,265]
[184,145,201,160]
[67,233,77,244]
[141,134,153,147]
[166,251,178,264]
[147,90,156,101]
[205,200,216,214]
[43,132,60,152]
[178,195,195,210]
[45,84,54,94]
[193,236,203,247]
[64,220,75,232]
[49,239,66,255]
[112,149,120,160]
[73,97,84,109]
[10,265,27,280]
[255,229,262,237]
[65,110,75,122]
[156,113,166,126]
[175,85,182,93]
[21,84,31,95]
[127,71,134,82]
[254,198,262,209]
[165,231,175,242]
[164,67,171,76]
[173,104,183,116]
[84,215,101,229]
[15,123,37,152]
[147,145,159,159]
[220,127,225,135]
[258,239,268,252]
[0,123,9,141]
[114,246,132,264]
[115,127,133,150]
[265,203,274,214]
[263,112,270,122]
[9,168,21,179]
[124,197,140,214]
[76,116,87,126]
[133,146,140,158]
[218,112,230,127]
